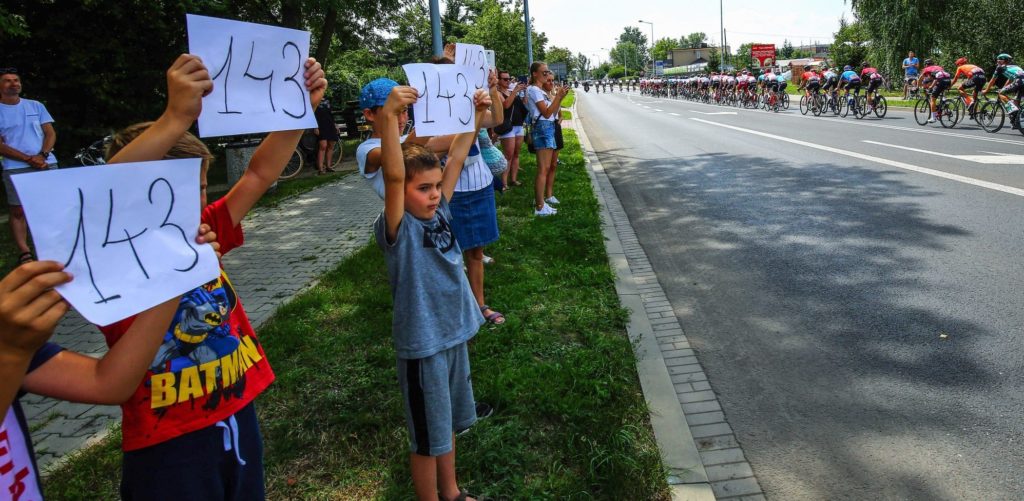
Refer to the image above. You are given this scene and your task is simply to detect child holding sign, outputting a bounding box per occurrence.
[376,85,490,501]
[94,53,326,499]
[0,221,215,499]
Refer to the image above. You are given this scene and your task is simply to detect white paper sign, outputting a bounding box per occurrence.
[187,14,317,137]
[403,63,476,137]
[455,43,489,90]
[484,49,496,70]
[12,159,220,326]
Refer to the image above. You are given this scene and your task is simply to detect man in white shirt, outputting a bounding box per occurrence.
[0,69,58,264]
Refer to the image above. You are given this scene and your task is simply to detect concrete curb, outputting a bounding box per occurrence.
[571,100,717,501]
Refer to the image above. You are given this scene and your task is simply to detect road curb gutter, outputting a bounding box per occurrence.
[571,96,766,501]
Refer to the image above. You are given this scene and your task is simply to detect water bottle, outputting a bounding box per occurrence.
[1005,100,1020,113]
[848,96,855,106]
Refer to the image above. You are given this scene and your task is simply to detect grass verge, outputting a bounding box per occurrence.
[561,89,575,108]
[42,129,669,500]
[561,109,573,120]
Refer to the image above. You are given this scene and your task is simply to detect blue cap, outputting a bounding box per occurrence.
[359,78,398,109]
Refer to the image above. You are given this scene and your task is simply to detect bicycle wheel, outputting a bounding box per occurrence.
[800,95,809,115]
[874,95,888,118]
[782,93,791,110]
[913,98,931,125]
[854,95,868,119]
[977,100,1005,133]
[330,140,344,169]
[938,100,959,128]
[812,94,825,117]
[841,96,851,117]
[279,148,304,179]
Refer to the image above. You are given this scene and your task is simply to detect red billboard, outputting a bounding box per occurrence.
[751,44,776,67]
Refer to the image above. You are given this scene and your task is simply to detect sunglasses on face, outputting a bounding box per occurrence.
[499,77,511,81]
[542,70,553,75]
[0,67,18,75]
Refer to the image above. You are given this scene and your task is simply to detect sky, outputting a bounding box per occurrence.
[523,0,854,63]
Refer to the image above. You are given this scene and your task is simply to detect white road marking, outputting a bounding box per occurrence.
[654,109,663,112]
[669,112,681,116]
[863,140,1024,164]
[690,118,1024,198]
[689,110,738,115]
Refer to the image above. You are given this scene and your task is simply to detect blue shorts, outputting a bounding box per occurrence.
[120,402,264,501]
[531,119,557,150]
[449,185,499,250]
[398,343,477,456]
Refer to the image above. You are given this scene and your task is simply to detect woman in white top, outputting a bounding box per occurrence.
[525,62,568,216]
[497,71,529,188]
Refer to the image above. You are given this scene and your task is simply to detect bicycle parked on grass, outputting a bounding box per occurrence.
[72,135,111,166]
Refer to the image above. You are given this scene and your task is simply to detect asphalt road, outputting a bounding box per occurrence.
[577,89,1024,500]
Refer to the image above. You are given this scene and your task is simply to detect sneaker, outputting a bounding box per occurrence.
[534,203,556,216]
[482,254,494,265]
[928,115,937,123]
[545,196,560,205]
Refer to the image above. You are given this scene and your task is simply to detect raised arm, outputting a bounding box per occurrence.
[441,90,490,201]
[481,70,504,128]
[225,58,326,226]
[381,86,420,243]
[532,85,565,119]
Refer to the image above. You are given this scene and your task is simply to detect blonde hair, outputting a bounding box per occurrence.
[402,143,441,181]
[106,122,213,172]
[529,61,546,85]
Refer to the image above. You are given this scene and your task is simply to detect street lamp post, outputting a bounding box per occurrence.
[638,20,654,76]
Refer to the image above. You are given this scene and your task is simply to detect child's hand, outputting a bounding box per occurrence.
[444,43,456,62]
[0,261,72,357]
[165,54,213,125]
[473,89,492,112]
[195,223,221,261]
[383,86,419,116]
[304,58,328,109]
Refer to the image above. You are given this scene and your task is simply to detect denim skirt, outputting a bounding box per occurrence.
[531,119,557,150]
[449,185,499,250]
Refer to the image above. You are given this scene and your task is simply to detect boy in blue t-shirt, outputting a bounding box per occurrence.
[373,85,489,501]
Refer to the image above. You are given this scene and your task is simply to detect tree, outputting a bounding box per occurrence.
[652,37,679,62]
[547,46,574,72]
[780,39,795,59]
[829,17,871,69]
[707,47,721,73]
[734,43,755,70]
[681,32,707,49]
[617,26,650,65]
[610,41,641,75]
[592,62,611,79]
[462,0,547,75]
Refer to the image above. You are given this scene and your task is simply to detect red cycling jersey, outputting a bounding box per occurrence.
[802,71,820,83]
[921,65,947,79]
[953,64,984,80]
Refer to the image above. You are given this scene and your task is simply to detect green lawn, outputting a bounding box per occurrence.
[42,130,670,500]
[561,89,575,108]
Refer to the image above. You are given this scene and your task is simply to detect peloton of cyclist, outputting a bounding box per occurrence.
[860,62,885,114]
[982,53,1024,127]
[822,66,839,99]
[951,56,987,116]
[918,58,951,123]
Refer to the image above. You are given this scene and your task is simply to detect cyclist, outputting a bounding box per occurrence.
[821,66,839,105]
[951,57,987,117]
[918,58,951,123]
[736,70,750,102]
[839,65,862,111]
[763,67,780,108]
[860,62,885,114]
[756,70,767,99]
[775,71,789,103]
[798,65,822,110]
[982,53,1024,125]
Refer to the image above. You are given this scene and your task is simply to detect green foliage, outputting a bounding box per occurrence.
[610,41,642,75]
[735,42,755,70]
[781,39,795,59]
[606,65,627,79]
[462,0,547,75]
[707,47,722,73]
[618,26,650,65]
[829,17,871,69]
[592,62,611,79]
[651,37,679,62]
[547,45,574,72]
[681,32,707,49]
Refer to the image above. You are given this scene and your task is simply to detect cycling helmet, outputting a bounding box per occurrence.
[923,58,934,66]
[843,65,852,71]
[803,65,812,71]
[955,57,968,66]
[860,61,869,68]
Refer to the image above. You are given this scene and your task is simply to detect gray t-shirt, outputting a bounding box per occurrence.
[374,197,484,359]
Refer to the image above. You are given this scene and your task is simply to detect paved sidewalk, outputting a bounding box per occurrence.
[26,170,382,472]
[573,103,765,500]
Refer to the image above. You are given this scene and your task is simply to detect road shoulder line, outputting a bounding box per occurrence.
[574,97,765,501]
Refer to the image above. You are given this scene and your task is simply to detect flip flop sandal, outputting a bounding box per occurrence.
[17,252,34,265]
[480,305,505,325]
[511,180,523,186]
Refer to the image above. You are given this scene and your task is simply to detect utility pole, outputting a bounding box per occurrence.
[429,0,442,57]
[719,0,724,68]
[525,0,534,67]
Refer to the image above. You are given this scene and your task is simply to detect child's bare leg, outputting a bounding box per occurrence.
[437,436,463,500]
[411,453,439,501]
[464,247,485,309]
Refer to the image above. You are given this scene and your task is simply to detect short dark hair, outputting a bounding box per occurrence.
[402,143,441,181]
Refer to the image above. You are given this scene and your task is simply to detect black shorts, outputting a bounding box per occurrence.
[822,78,838,90]
[931,78,951,97]
[805,81,821,92]
[1000,76,1024,97]
[843,81,861,92]
[961,73,987,90]
[866,78,882,93]
[768,82,780,92]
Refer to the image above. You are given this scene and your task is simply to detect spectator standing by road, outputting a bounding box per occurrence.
[0,69,57,265]
[496,71,528,188]
[903,51,920,99]
[314,98,340,174]
[526,62,567,217]
[543,77,564,207]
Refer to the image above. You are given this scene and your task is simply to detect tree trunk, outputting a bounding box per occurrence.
[315,7,339,66]
[280,0,302,29]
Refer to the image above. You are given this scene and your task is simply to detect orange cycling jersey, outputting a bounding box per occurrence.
[954,64,984,80]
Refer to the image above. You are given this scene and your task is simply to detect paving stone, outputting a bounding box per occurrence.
[705,462,755,482]
[694,433,740,451]
[681,400,722,415]
[711,477,763,498]
[685,411,726,427]
[699,447,747,466]
[670,371,709,384]
[689,422,734,438]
